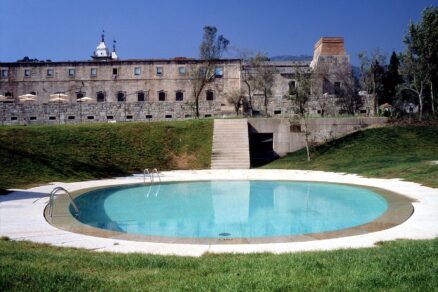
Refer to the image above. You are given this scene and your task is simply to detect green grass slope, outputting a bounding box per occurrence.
[0,120,212,189]
[263,125,438,188]
[0,238,437,291]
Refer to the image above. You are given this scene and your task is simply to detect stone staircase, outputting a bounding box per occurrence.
[211,119,250,169]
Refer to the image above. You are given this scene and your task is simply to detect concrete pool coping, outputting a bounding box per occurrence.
[1,169,437,256]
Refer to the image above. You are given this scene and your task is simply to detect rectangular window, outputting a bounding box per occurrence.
[107,115,114,120]
[204,114,212,118]
[134,67,141,76]
[146,114,153,119]
[68,116,75,120]
[178,66,186,75]
[49,116,56,120]
[165,114,172,119]
[334,82,341,95]
[274,110,282,115]
[30,116,37,121]
[24,69,31,77]
[47,69,54,77]
[87,116,94,120]
[156,67,163,76]
[215,67,223,77]
[113,68,118,76]
[1,69,8,78]
[90,68,97,76]
[68,68,75,77]
[11,117,18,121]
[184,114,192,118]
[126,115,133,120]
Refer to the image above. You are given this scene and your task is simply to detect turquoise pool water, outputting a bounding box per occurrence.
[72,181,388,239]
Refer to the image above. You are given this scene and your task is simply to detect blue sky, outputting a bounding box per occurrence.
[0,0,436,64]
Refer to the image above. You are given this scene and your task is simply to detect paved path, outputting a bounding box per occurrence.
[1,169,437,257]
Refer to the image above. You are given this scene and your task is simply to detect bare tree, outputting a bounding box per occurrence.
[335,66,362,115]
[247,53,277,117]
[399,51,428,120]
[288,67,312,161]
[189,26,229,118]
[311,62,332,116]
[225,89,244,116]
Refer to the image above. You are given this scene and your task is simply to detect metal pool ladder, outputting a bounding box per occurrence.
[143,168,161,197]
[48,187,80,218]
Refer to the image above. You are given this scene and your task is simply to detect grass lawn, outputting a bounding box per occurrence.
[0,120,212,190]
[0,238,437,291]
[263,125,438,188]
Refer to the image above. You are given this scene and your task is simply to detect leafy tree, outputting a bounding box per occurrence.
[382,51,403,105]
[225,89,244,116]
[189,26,229,118]
[404,7,438,116]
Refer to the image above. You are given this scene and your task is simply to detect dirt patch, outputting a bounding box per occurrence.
[169,153,198,169]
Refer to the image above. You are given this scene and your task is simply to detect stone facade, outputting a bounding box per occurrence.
[0,37,373,125]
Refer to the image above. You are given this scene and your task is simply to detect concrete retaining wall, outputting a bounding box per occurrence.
[248,117,388,155]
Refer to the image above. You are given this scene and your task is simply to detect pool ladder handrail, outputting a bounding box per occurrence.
[48,187,80,218]
[143,168,161,198]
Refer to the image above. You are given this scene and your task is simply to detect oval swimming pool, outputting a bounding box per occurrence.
[71,180,389,239]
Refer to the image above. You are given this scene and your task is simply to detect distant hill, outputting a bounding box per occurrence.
[270,55,313,61]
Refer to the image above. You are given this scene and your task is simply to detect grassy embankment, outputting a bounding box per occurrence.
[0,238,437,291]
[0,120,213,190]
[264,125,438,188]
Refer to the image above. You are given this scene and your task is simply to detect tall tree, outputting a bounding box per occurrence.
[287,67,312,161]
[190,26,229,118]
[404,7,438,116]
[244,53,277,117]
[382,51,403,105]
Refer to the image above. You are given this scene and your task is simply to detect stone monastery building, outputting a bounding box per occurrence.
[0,34,370,125]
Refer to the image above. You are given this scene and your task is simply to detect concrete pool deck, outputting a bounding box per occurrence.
[1,169,437,257]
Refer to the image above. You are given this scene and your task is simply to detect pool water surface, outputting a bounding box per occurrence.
[72,180,389,239]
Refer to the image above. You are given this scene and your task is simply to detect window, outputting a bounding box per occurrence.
[178,66,186,75]
[30,116,37,120]
[204,114,212,118]
[199,67,207,78]
[137,91,145,102]
[156,67,163,76]
[215,67,223,77]
[90,68,97,76]
[146,114,153,119]
[68,69,75,76]
[76,92,84,100]
[206,90,214,101]
[49,116,56,120]
[5,92,12,97]
[68,116,75,120]
[165,114,172,119]
[274,110,282,115]
[185,114,192,118]
[11,117,17,121]
[24,69,31,77]
[134,67,141,76]
[117,91,126,102]
[113,68,118,75]
[334,82,341,95]
[175,91,184,101]
[158,91,166,101]
[96,92,105,102]
[107,115,114,120]
[126,115,133,120]
[1,69,9,78]
[47,69,54,77]
[87,116,94,120]
[30,91,37,95]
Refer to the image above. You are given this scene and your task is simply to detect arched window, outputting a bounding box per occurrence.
[206,90,214,101]
[137,91,145,102]
[117,91,126,102]
[158,91,166,101]
[175,91,184,101]
[30,91,37,95]
[5,92,12,97]
[96,92,105,102]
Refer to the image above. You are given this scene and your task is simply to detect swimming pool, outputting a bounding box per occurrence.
[72,180,389,239]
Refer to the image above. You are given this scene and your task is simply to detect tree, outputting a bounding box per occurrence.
[225,89,244,116]
[382,51,403,105]
[250,53,277,117]
[358,50,386,114]
[310,62,333,116]
[399,51,428,120]
[404,7,438,116]
[287,67,312,161]
[190,26,229,118]
[335,66,362,115]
